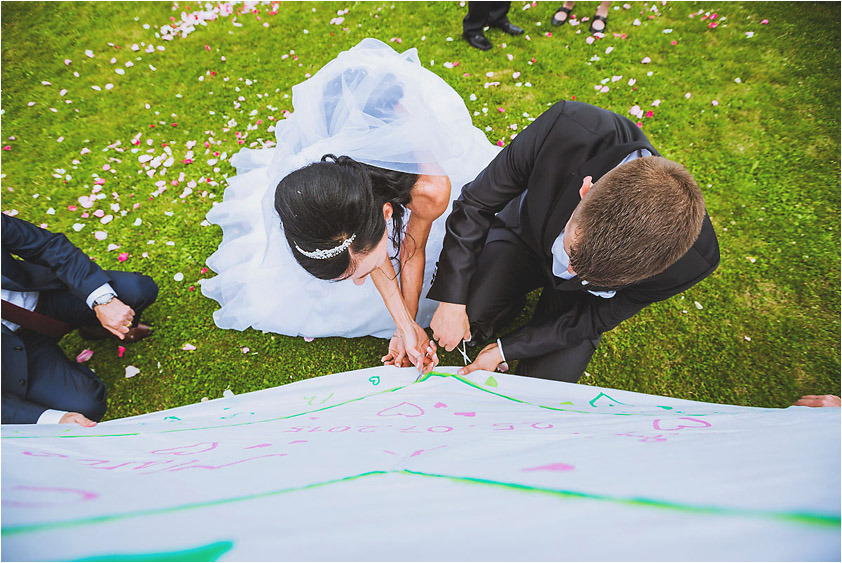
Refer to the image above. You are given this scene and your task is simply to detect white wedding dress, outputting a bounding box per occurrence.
[201,39,500,339]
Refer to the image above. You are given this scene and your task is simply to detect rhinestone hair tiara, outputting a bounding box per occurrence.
[294,234,356,260]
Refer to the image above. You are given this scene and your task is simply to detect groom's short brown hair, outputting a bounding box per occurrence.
[569,156,706,288]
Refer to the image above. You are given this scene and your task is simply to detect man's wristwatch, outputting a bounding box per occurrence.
[93,293,117,308]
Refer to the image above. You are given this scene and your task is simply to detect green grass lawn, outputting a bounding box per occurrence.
[1,1,839,418]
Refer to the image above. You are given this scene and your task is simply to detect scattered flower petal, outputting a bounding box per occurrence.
[76,349,94,363]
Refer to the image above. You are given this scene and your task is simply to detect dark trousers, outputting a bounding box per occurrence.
[463,1,512,35]
[19,271,157,421]
[465,232,600,383]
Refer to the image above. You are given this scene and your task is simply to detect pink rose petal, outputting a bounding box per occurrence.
[117,345,126,358]
[76,349,94,363]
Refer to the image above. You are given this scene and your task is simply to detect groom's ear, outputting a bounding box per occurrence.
[382,202,393,221]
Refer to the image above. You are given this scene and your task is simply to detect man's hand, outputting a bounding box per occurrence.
[59,412,97,427]
[793,395,841,407]
[431,302,471,352]
[94,297,135,340]
[457,342,504,376]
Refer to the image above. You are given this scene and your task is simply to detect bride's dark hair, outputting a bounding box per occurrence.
[274,154,417,281]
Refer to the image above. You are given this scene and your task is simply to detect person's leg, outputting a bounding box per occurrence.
[513,287,601,382]
[552,1,576,25]
[487,1,513,26]
[516,335,601,383]
[463,1,492,35]
[20,330,108,421]
[465,235,545,345]
[37,270,158,329]
[590,1,611,33]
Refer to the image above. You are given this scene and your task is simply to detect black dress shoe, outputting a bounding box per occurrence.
[492,20,524,36]
[463,32,492,51]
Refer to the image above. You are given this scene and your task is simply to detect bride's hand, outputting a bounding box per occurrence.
[403,322,439,374]
[382,333,413,368]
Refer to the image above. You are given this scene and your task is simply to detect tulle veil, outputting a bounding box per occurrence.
[201,38,499,339]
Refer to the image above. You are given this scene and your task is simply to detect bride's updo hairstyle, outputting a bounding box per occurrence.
[275,154,417,281]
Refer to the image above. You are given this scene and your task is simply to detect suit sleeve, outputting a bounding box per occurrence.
[1,214,111,302]
[426,104,564,305]
[2,391,47,424]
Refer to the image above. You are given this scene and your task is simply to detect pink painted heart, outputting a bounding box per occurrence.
[434,402,447,409]
[377,402,425,417]
[454,412,476,417]
[522,462,575,472]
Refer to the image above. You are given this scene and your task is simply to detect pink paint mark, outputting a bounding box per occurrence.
[522,463,575,472]
[434,402,447,408]
[150,442,219,455]
[78,459,135,470]
[617,432,668,443]
[410,446,446,457]
[653,417,712,431]
[383,450,398,455]
[377,402,425,418]
[288,440,308,444]
[167,454,287,472]
[2,486,98,508]
[454,412,476,417]
[23,451,68,458]
[245,443,272,449]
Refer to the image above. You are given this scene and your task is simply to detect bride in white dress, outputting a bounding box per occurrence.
[200,38,500,369]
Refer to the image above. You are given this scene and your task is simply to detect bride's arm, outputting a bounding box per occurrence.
[401,174,452,320]
[371,259,435,371]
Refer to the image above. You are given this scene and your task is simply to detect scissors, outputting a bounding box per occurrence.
[415,339,469,382]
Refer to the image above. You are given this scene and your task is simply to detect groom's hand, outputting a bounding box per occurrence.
[431,302,471,352]
[94,298,135,340]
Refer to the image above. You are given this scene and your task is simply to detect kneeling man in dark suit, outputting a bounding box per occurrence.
[2,215,158,425]
[429,101,719,381]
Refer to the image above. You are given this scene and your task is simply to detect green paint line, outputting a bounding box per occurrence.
[1,385,410,439]
[1,471,388,537]
[2,371,766,440]
[74,540,233,562]
[3,470,837,538]
[402,470,841,529]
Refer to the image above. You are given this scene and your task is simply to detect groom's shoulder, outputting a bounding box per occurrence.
[544,101,633,132]
[530,101,648,154]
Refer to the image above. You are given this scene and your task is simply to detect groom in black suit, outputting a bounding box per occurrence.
[429,101,719,381]
[2,215,158,425]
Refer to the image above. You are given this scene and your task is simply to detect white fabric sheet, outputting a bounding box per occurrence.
[2,366,839,561]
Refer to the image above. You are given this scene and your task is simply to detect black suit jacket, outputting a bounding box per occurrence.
[428,101,720,360]
[2,215,111,423]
